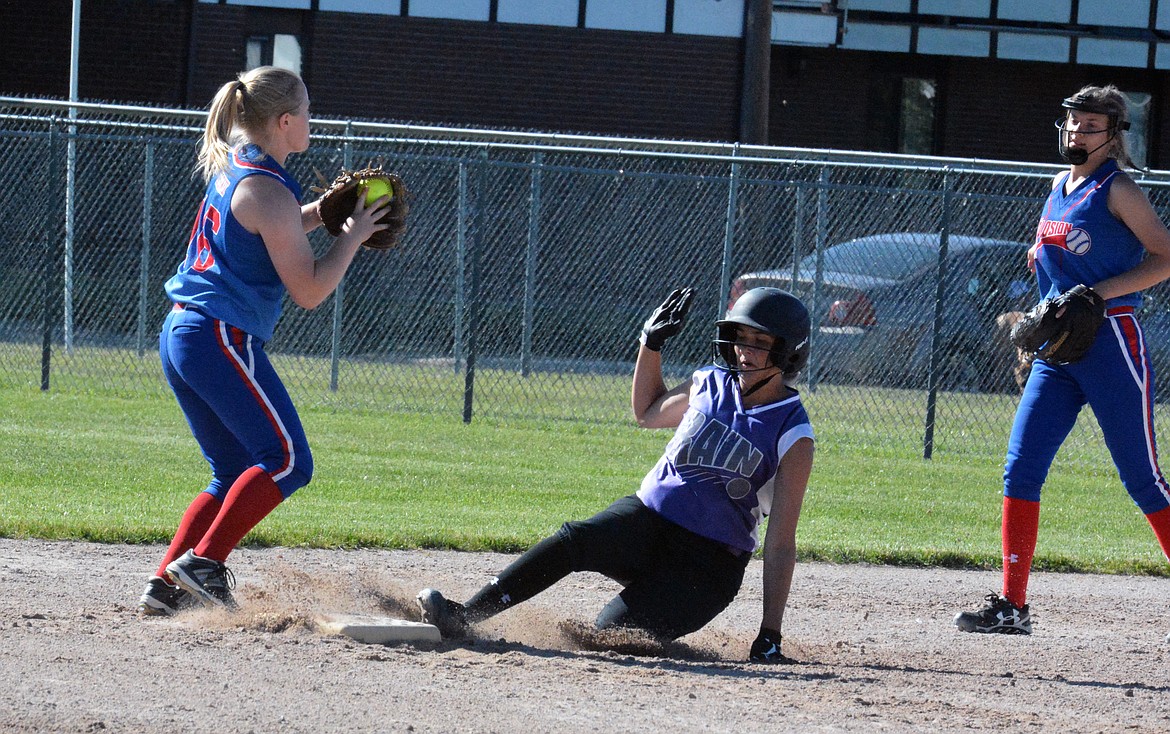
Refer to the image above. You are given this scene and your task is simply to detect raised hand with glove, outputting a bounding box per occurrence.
[639,287,695,352]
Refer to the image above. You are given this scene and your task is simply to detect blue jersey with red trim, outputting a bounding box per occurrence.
[1031,158,1144,309]
[636,366,814,554]
[165,144,301,342]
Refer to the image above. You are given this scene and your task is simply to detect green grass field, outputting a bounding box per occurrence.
[3,378,1167,576]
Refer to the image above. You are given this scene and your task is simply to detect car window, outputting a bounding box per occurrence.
[799,237,938,280]
[946,249,1018,322]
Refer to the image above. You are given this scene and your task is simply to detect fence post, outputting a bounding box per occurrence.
[41,118,65,391]
[462,151,486,423]
[454,163,468,371]
[922,169,953,460]
[136,141,153,357]
[329,124,355,392]
[521,151,542,377]
[791,185,805,286]
[64,111,76,354]
[807,167,829,391]
[718,144,741,312]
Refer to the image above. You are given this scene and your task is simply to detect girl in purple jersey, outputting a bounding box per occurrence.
[417,287,815,663]
[138,67,391,616]
[956,85,1170,635]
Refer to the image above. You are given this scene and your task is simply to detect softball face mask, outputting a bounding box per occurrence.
[1055,94,1130,166]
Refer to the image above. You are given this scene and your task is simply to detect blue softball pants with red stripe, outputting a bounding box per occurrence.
[160,306,312,500]
[1004,309,1170,514]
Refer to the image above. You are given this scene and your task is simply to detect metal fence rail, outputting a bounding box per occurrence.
[4,97,1170,467]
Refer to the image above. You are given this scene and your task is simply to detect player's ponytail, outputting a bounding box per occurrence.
[196,66,305,181]
[196,79,243,181]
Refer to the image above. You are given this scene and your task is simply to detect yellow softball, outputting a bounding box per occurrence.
[360,177,394,206]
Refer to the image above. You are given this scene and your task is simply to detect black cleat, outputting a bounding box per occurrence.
[165,550,238,611]
[416,588,469,638]
[137,576,190,617]
[955,593,1032,635]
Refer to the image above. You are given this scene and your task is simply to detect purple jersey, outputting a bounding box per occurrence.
[636,366,814,554]
[1032,158,1144,309]
[165,144,302,341]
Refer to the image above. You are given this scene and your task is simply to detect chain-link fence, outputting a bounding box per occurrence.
[5,97,1170,466]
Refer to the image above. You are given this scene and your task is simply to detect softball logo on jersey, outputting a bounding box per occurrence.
[1035,219,1091,255]
[666,411,763,499]
[1065,228,1092,254]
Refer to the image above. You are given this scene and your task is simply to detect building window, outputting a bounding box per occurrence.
[899,77,936,155]
[246,33,303,75]
[1124,91,1150,170]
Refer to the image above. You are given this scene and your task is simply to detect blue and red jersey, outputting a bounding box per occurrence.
[636,366,814,554]
[1031,158,1144,309]
[165,144,301,342]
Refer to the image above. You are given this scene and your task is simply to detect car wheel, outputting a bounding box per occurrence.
[936,344,1020,394]
[936,349,982,392]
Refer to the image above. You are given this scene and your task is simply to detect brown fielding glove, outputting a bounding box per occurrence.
[1009,284,1106,365]
[317,166,410,250]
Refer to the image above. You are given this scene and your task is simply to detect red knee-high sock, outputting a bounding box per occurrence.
[1144,506,1170,562]
[155,491,223,578]
[1001,496,1040,608]
[194,466,284,563]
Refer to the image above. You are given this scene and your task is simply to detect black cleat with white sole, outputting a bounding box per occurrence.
[416,588,469,638]
[955,593,1032,635]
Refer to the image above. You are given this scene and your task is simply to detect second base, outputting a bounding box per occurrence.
[314,613,441,644]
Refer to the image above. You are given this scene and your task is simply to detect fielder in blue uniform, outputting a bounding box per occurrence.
[418,287,815,663]
[137,66,391,616]
[957,85,1170,635]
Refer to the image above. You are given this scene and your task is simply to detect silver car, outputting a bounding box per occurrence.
[729,232,1032,392]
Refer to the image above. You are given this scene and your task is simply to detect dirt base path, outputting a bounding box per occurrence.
[1,538,1168,733]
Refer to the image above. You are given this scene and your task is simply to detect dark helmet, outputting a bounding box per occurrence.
[714,287,811,377]
[1055,86,1132,166]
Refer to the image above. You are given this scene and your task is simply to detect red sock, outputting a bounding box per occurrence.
[1001,496,1040,608]
[155,491,223,578]
[194,466,284,563]
[1144,505,1170,562]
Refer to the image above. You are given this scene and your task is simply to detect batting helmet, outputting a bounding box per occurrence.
[714,287,811,377]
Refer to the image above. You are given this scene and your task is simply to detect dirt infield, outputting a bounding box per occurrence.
[1,538,1168,733]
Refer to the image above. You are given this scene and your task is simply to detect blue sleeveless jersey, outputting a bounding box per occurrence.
[1032,158,1144,309]
[165,144,302,342]
[636,366,814,554]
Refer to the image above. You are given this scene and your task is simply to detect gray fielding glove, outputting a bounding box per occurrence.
[639,287,695,352]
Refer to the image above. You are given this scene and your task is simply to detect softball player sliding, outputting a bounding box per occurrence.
[956,85,1170,635]
[418,287,815,662]
[137,66,390,615]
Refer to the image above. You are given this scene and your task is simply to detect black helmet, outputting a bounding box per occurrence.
[1055,86,1131,166]
[714,287,811,377]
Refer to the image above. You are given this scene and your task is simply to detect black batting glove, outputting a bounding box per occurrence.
[639,287,695,352]
[748,627,793,664]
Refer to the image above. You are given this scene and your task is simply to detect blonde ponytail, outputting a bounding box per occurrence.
[196,80,244,181]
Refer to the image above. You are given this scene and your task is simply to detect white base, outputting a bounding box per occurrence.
[314,613,441,644]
